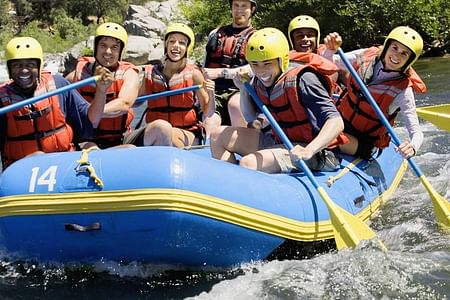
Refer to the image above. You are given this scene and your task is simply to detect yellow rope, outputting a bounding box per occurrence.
[76,146,103,188]
[327,158,362,187]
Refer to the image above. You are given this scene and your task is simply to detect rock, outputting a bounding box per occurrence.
[0,0,179,80]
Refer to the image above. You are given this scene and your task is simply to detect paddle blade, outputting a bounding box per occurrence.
[317,188,378,250]
[419,175,450,229]
[416,104,450,132]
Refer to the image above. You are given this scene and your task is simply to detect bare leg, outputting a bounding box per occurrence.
[171,128,196,148]
[228,93,246,127]
[210,126,260,163]
[240,149,282,173]
[143,119,173,146]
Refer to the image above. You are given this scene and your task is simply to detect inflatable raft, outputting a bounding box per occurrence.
[0,144,406,267]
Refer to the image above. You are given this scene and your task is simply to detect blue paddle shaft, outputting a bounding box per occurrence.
[244,82,321,189]
[336,48,424,176]
[0,76,99,116]
[135,85,201,103]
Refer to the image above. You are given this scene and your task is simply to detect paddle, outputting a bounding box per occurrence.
[244,82,378,250]
[135,85,201,103]
[0,75,100,116]
[337,48,450,229]
[416,104,450,132]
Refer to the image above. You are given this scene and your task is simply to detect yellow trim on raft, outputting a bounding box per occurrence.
[0,161,407,242]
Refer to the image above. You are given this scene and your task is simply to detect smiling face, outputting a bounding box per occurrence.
[165,32,189,61]
[9,59,39,91]
[292,28,318,53]
[249,59,281,87]
[382,40,413,72]
[95,36,122,69]
[231,0,254,28]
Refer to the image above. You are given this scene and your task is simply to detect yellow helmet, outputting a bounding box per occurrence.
[5,37,43,78]
[95,22,128,59]
[164,23,195,57]
[246,28,290,72]
[287,15,320,50]
[382,26,423,71]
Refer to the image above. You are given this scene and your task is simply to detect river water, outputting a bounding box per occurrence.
[0,57,449,299]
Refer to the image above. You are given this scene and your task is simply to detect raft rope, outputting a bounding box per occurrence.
[326,158,362,187]
[76,146,104,188]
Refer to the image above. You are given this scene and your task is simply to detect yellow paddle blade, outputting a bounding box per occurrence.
[317,187,378,250]
[419,175,450,229]
[416,104,450,132]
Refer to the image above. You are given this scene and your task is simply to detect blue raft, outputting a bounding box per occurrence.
[0,144,406,267]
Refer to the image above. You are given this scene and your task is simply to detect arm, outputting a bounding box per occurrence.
[290,71,344,160]
[103,67,139,117]
[192,68,210,117]
[393,87,423,157]
[88,66,112,127]
[203,65,252,81]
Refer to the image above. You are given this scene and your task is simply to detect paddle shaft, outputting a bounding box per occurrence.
[338,48,450,228]
[336,48,424,176]
[0,75,100,116]
[244,81,378,249]
[135,85,201,103]
[243,82,320,186]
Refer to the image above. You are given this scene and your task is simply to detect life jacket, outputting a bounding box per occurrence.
[141,64,200,132]
[254,65,347,148]
[337,47,427,148]
[0,72,75,167]
[73,57,137,145]
[205,25,256,68]
[288,51,340,95]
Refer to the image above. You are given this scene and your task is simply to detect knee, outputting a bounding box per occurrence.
[227,94,240,112]
[146,120,172,135]
[210,125,227,144]
[239,154,257,170]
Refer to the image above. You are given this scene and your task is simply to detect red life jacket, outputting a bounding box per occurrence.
[73,57,137,145]
[0,72,75,167]
[338,47,427,148]
[205,25,256,68]
[141,64,199,131]
[254,65,347,148]
[288,51,340,95]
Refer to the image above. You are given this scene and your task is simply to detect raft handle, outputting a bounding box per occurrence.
[65,222,101,232]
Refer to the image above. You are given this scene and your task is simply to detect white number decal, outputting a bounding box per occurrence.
[29,166,58,192]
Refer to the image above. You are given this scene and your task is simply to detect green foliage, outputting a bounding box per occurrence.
[181,0,450,54]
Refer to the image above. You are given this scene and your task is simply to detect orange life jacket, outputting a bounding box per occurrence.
[254,65,347,148]
[288,51,340,95]
[73,57,137,145]
[338,47,427,148]
[0,72,75,167]
[205,25,256,68]
[141,64,199,131]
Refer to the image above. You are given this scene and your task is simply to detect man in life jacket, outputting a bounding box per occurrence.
[210,28,347,174]
[123,23,215,148]
[323,26,427,159]
[202,0,257,127]
[287,15,341,96]
[0,37,111,169]
[66,22,140,149]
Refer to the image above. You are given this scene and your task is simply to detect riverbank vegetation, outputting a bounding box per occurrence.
[0,0,448,56]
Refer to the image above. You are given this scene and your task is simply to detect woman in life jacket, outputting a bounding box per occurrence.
[324,26,427,159]
[210,28,346,173]
[124,23,215,148]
